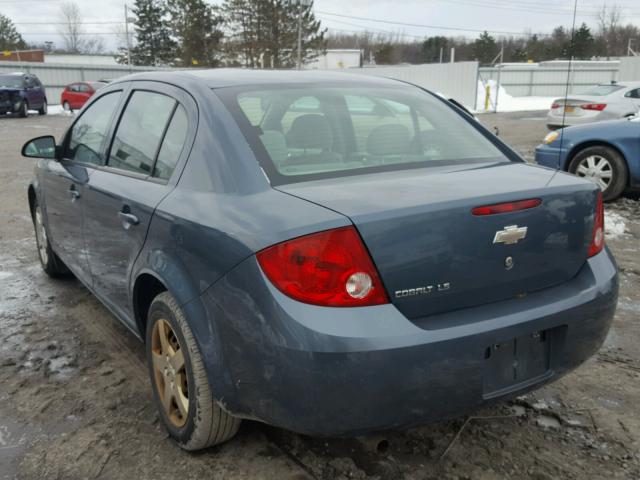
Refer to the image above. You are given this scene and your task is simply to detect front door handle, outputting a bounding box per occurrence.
[118,211,139,227]
[68,186,80,200]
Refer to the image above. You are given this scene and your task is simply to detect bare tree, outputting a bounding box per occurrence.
[58,1,104,54]
[597,4,621,58]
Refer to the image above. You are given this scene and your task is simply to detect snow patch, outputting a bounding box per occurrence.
[476,80,556,113]
[605,212,626,239]
[46,105,72,116]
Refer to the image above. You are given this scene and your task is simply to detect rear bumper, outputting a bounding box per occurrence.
[196,247,618,436]
[546,110,615,128]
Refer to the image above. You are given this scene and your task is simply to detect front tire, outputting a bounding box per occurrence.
[568,146,628,202]
[146,292,240,450]
[33,202,70,277]
[62,101,71,112]
[18,100,28,118]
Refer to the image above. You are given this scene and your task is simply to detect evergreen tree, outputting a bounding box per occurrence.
[128,0,176,65]
[473,31,497,65]
[570,23,595,59]
[168,0,224,67]
[0,14,27,51]
[222,0,326,68]
[422,36,449,63]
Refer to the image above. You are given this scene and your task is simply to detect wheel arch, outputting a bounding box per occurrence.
[565,140,631,187]
[132,271,168,339]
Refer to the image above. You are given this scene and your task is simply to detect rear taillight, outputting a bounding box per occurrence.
[588,191,605,258]
[581,103,607,111]
[551,102,560,109]
[472,198,542,216]
[257,226,389,307]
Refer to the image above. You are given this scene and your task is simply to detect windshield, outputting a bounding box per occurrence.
[0,76,23,88]
[219,85,506,185]
[581,84,624,96]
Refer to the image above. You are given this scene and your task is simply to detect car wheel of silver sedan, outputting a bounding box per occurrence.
[569,146,628,202]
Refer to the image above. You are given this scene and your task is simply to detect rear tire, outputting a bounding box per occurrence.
[146,292,240,450]
[32,202,70,277]
[38,99,47,115]
[568,146,627,202]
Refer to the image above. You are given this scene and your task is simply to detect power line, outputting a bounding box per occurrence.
[316,10,551,36]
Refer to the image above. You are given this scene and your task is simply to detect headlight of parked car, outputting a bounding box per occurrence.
[543,131,559,145]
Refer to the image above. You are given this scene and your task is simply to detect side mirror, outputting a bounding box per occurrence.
[22,135,57,159]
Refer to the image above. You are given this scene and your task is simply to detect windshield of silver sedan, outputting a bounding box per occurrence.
[220,85,507,184]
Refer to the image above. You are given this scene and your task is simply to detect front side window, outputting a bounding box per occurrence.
[108,91,176,175]
[65,91,122,165]
[221,85,505,185]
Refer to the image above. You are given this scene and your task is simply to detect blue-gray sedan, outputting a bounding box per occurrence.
[22,70,618,450]
[536,116,640,201]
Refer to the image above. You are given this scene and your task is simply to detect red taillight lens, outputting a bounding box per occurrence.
[472,198,542,216]
[588,191,605,258]
[256,226,389,307]
[551,102,560,109]
[581,103,607,111]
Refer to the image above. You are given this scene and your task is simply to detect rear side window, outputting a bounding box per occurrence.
[108,91,176,175]
[625,88,640,99]
[66,91,122,165]
[154,105,189,180]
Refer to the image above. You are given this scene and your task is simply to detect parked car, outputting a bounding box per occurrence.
[546,81,640,129]
[536,115,640,201]
[60,81,108,111]
[22,70,618,451]
[0,72,47,117]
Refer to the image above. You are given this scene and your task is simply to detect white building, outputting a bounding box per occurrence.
[307,49,361,70]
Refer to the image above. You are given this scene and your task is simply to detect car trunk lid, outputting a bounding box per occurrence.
[277,162,598,319]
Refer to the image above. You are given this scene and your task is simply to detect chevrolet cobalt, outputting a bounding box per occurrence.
[22,70,618,450]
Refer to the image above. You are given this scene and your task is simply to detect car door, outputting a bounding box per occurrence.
[42,89,124,284]
[24,75,39,108]
[77,83,92,108]
[81,83,194,325]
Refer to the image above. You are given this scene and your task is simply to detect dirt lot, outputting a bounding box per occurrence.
[0,111,639,480]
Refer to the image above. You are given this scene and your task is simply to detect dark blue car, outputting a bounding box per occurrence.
[0,72,47,117]
[535,117,640,201]
[21,70,618,450]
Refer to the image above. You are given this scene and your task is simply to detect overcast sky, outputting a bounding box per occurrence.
[2,0,640,52]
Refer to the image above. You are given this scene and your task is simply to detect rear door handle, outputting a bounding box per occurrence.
[118,211,139,227]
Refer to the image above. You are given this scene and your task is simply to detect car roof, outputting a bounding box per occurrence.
[112,68,408,90]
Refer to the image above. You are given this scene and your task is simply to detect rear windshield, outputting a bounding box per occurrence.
[89,81,108,90]
[0,76,23,88]
[581,84,624,96]
[218,85,506,185]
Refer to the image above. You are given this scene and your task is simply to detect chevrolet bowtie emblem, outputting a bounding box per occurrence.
[493,225,528,245]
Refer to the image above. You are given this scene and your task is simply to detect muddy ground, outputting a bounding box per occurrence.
[0,111,638,480]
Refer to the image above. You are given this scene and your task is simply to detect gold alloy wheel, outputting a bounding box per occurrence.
[151,318,189,427]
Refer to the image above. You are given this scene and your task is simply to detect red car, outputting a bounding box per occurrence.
[60,81,107,111]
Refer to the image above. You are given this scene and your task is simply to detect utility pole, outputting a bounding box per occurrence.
[291,0,310,70]
[297,2,303,69]
[124,3,132,66]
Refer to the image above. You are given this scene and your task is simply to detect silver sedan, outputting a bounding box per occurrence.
[547,81,640,129]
